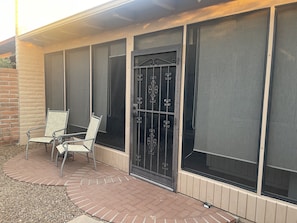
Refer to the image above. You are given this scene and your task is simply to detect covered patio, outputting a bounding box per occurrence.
[3,146,236,223]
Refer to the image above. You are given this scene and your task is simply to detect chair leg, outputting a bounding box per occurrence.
[92,150,97,170]
[55,150,59,167]
[44,144,47,152]
[51,140,56,162]
[60,151,68,177]
[25,141,30,160]
[86,153,89,163]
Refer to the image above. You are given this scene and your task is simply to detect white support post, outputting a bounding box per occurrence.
[257,7,276,195]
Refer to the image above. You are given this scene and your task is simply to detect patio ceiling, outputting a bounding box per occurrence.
[19,0,230,46]
[0,37,15,56]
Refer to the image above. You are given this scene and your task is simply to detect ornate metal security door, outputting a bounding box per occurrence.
[131,46,180,190]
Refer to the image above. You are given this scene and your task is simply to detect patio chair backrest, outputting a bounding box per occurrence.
[44,110,70,137]
[84,115,102,151]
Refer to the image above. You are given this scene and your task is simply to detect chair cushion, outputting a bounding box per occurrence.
[56,144,89,154]
[29,137,53,144]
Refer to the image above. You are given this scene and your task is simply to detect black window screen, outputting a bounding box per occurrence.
[66,46,90,129]
[264,4,297,203]
[134,27,183,50]
[45,51,64,110]
[183,9,269,190]
[92,40,126,151]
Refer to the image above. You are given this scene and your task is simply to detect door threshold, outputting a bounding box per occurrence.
[130,173,174,192]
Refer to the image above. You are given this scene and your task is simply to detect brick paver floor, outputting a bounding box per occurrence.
[3,146,236,223]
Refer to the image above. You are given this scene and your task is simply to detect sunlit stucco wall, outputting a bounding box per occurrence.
[16,40,45,144]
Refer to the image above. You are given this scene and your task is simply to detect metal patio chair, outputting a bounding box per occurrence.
[25,109,70,161]
[55,114,102,177]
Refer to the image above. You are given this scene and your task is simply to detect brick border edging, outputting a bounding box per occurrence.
[0,68,19,146]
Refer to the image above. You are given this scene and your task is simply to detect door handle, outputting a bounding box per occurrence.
[132,103,138,117]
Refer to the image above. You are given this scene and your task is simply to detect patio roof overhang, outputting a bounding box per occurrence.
[18,0,230,47]
[0,37,15,57]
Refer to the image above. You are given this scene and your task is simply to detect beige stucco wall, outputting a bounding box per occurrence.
[95,144,129,172]
[178,171,297,223]
[16,0,297,222]
[16,39,45,144]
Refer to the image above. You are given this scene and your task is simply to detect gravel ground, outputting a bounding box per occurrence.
[0,144,104,223]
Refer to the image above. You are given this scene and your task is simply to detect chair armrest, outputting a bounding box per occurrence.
[52,128,68,138]
[58,132,87,138]
[57,132,87,144]
[61,137,94,151]
[26,126,46,139]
